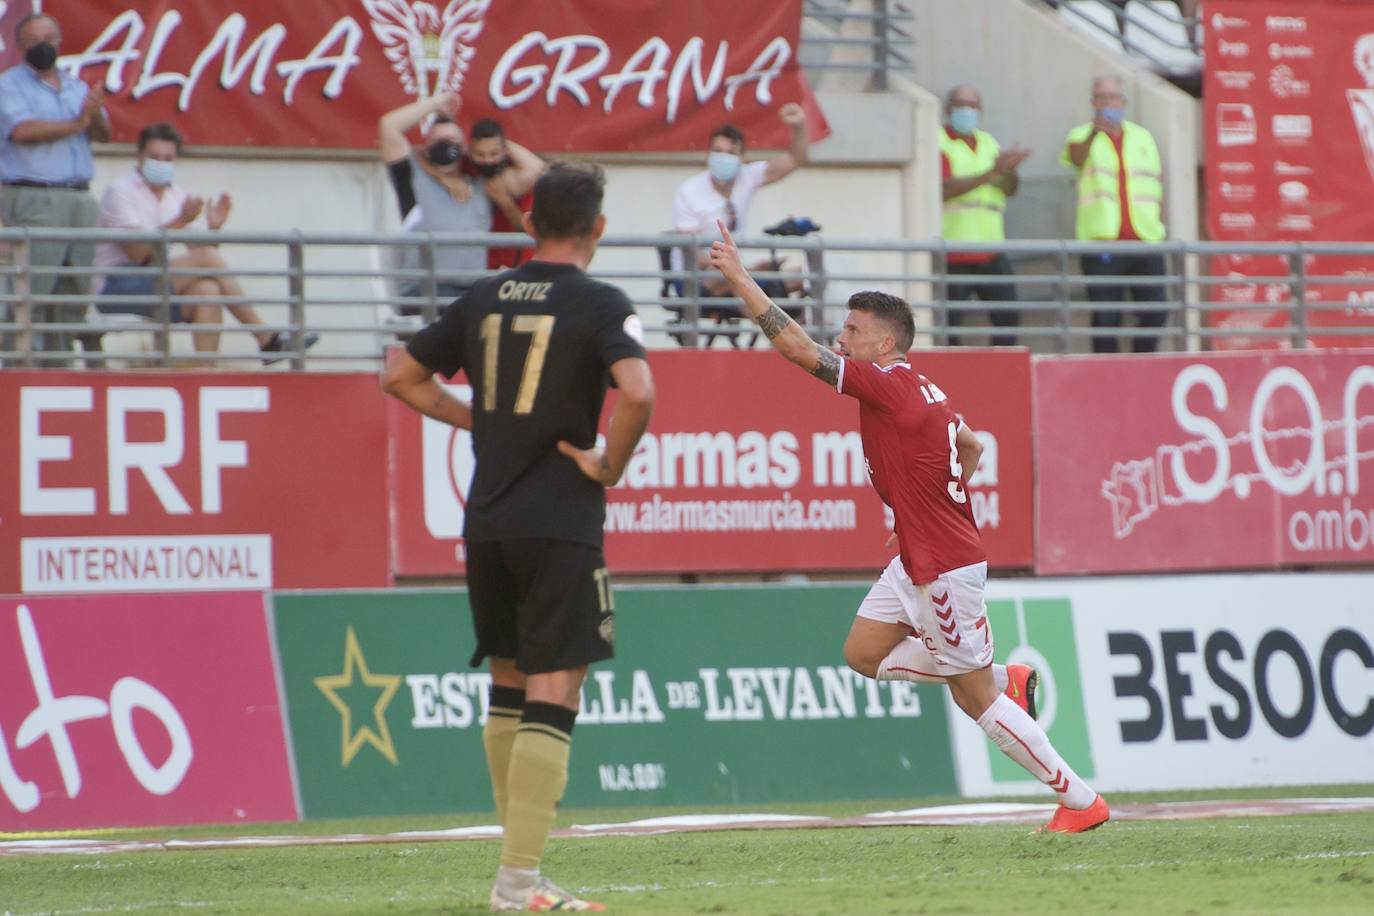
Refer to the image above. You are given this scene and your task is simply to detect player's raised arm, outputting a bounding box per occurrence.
[708,220,840,386]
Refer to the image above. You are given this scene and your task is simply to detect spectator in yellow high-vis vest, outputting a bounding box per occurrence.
[940,85,1029,347]
[1062,75,1169,353]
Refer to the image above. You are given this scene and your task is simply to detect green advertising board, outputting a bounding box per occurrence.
[272,586,958,819]
[983,597,1094,782]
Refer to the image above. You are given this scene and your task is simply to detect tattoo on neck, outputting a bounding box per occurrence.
[754,303,793,340]
[810,348,841,386]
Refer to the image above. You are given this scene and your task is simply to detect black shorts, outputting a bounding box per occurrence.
[465,538,615,674]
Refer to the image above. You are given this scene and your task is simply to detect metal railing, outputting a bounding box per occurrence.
[802,0,915,90]
[1043,0,1201,78]
[2,227,1373,369]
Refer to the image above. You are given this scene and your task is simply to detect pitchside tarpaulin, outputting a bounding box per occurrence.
[1,372,392,593]
[51,0,828,151]
[1034,350,1374,575]
[949,573,1374,795]
[1205,0,1374,347]
[271,587,958,817]
[0,593,298,832]
[386,348,1035,577]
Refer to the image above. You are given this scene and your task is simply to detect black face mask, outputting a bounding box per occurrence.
[25,42,58,71]
[426,140,463,166]
[474,160,509,179]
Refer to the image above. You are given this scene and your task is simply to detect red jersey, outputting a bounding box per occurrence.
[837,358,987,584]
[488,190,535,269]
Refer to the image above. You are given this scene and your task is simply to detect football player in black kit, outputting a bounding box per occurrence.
[383,162,654,912]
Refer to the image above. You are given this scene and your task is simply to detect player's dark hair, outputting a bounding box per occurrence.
[710,124,746,149]
[137,121,183,153]
[470,118,505,141]
[16,13,57,43]
[849,290,915,352]
[531,162,605,240]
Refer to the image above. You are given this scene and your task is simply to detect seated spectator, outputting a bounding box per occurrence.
[93,122,312,360]
[379,92,493,312]
[671,104,811,304]
[465,118,543,269]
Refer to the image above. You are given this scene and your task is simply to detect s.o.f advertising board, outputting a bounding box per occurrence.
[1034,351,1374,575]
[949,573,1374,795]
[1205,0,1374,346]
[388,349,1034,578]
[0,372,391,594]
[0,593,297,831]
[272,586,957,818]
[52,0,826,151]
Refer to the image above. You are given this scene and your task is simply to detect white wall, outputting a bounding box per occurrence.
[912,0,1199,243]
[92,148,912,363]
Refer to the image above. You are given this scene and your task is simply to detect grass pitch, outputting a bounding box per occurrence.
[2,786,1372,916]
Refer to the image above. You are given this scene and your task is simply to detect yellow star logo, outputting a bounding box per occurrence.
[314,626,402,767]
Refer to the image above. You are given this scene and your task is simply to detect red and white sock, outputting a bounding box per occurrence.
[975,693,1096,809]
[875,638,1008,689]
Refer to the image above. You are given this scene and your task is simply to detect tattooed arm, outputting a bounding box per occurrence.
[707,221,839,386]
[381,349,474,430]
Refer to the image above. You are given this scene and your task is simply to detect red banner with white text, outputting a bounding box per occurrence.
[1205,0,1374,347]
[1034,351,1374,575]
[0,592,297,831]
[0,373,391,594]
[388,349,1034,577]
[0,1,38,71]
[53,0,827,151]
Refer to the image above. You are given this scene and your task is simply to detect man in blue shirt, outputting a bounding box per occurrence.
[0,13,110,364]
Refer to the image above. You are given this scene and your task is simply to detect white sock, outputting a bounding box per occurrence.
[875,638,1007,690]
[975,694,1096,809]
[992,664,1008,691]
[496,865,539,893]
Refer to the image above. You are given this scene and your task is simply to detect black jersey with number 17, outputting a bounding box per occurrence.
[406,260,646,547]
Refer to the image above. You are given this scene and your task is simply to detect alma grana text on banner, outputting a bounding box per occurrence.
[52,0,828,150]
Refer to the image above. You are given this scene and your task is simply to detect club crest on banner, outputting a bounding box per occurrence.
[1350,33,1374,183]
[362,0,491,100]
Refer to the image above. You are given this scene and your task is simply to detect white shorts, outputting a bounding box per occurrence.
[855,556,994,674]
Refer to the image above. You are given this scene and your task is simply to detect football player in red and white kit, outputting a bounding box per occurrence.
[708,222,1109,833]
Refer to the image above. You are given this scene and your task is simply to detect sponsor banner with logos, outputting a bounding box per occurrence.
[388,348,1034,577]
[0,592,298,830]
[1205,0,1374,347]
[273,587,957,817]
[949,573,1374,795]
[53,0,826,152]
[1,372,391,593]
[1034,351,1374,575]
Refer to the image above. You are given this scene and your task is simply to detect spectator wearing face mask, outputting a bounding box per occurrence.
[379,92,492,312]
[463,118,544,269]
[939,84,1029,347]
[1062,74,1169,353]
[93,121,311,362]
[0,12,110,364]
[670,104,810,303]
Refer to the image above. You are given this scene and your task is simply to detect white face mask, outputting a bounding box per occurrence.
[140,158,175,187]
[708,151,741,183]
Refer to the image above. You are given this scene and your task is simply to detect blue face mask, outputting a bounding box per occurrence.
[140,158,175,187]
[948,106,979,135]
[1100,106,1124,127]
[708,151,741,184]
